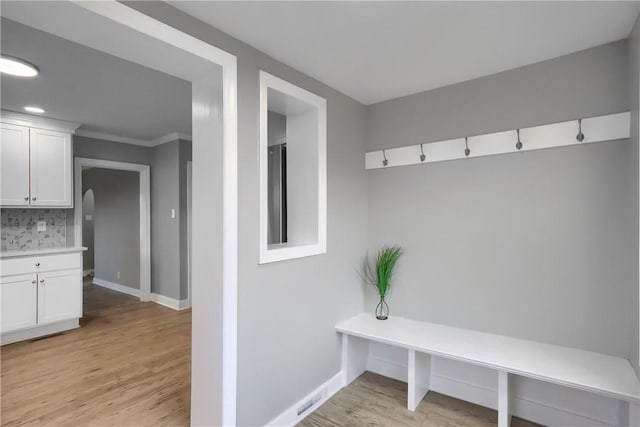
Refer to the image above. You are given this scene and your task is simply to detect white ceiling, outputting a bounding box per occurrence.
[170,1,640,105]
[1,17,193,143]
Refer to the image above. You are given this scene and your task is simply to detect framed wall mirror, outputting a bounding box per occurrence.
[259,71,327,264]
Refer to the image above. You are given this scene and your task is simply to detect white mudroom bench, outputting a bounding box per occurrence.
[336,313,640,427]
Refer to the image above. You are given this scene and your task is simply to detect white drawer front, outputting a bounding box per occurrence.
[1,253,81,276]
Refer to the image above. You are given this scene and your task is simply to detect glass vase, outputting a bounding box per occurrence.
[375,295,389,320]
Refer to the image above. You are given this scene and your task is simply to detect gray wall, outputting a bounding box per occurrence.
[74,135,152,165]
[629,16,640,377]
[74,135,191,300]
[125,3,368,425]
[366,41,635,359]
[151,139,181,300]
[81,189,95,271]
[83,168,140,289]
[267,111,286,146]
[179,139,192,301]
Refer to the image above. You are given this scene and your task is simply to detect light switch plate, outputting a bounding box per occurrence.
[37,220,46,231]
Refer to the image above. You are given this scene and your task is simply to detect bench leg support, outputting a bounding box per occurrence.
[498,371,511,427]
[408,349,431,411]
[341,334,368,386]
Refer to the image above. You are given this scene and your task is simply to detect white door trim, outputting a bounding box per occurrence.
[69,3,239,425]
[187,160,192,307]
[74,157,152,301]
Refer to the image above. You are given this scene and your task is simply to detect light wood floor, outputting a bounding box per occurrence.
[1,277,191,426]
[299,372,544,427]
[3,279,543,427]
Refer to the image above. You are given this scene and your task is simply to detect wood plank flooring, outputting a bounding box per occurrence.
[3,278,543,426]
[298,372,544,427]
[1,278,191,426]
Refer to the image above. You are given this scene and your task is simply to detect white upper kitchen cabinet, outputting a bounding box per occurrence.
[0,111,80,208]
[29,128,72,207]
[0,123,30,206]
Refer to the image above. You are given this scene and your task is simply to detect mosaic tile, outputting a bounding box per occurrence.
[1,209,67,251]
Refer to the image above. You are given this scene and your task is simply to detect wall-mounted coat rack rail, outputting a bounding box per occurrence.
[365,112,630,170]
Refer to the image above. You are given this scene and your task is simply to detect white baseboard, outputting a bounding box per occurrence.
[366,342,620,427]
[83,269,94,276]
[1,319,79,345]
[150,293,190,311]
[93,278,141,297]
[93,278,189,310]
[265,371,345,427]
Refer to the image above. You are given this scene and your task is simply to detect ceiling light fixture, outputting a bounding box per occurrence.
[24,106,45,114]
[0,55,39,77]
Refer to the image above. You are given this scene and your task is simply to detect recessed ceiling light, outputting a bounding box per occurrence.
[0,55,39,77]
[24,106,45,114]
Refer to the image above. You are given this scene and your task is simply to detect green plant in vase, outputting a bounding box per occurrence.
[362,245,403,320]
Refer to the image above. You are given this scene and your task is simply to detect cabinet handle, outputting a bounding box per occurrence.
[24,196,29,201]
[35,262,40,267]
[31,280,36,284]
[39,279,45,284]
[32,196,37,201]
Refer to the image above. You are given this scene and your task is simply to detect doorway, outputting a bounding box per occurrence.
[74,158,151,300]
[2,2,238,424]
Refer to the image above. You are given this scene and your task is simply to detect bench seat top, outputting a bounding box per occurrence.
[336,313,639,403]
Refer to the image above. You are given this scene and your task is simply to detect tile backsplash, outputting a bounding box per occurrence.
[1,209,67,251]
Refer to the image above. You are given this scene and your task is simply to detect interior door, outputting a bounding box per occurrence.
[0,273,38,333]
[0,123,30,206]
[37,269,81,325]
[29,128,72,207]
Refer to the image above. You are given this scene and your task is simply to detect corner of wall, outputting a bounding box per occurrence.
[628,12,640,379]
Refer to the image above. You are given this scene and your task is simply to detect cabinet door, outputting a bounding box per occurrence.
[0,123,30,206]
[37,269,81,325]
[29,128,72,207]
[1,273,38,333]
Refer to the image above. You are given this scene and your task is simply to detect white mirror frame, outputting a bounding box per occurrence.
[259,71,327,264]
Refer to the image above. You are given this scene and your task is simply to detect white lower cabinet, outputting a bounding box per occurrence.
[37,269,82,326]
[0,250,83,344]
[0,273,38,333]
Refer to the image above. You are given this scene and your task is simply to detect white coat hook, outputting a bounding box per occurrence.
[576,119,585,142]
[382,149,389,166]
[516,129,523,150]
[419,144,426,162]
[464,137,471,157]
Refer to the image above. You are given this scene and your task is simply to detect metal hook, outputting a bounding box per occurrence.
[516,129,523,150]
[419,144,426,162]
[576,119,584,142]
[464,137,470,157]
[382,149,389,166]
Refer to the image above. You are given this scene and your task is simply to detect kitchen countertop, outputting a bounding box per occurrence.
[0,246,87,259]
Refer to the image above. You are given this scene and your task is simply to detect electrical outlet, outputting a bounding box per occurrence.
[171,209,176,219]
[37,221,46,232]
[117,271,121,280]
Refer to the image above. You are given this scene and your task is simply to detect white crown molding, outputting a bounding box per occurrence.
[75,129,192,147]
[1,110,192,147]
[150,132,192,146]
[75,129,153,147]
[0,110,81,134]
